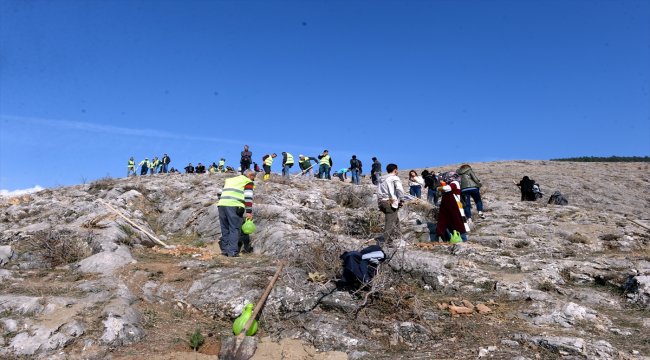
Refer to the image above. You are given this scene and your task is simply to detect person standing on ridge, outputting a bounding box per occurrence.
[218,158,226,172]
[377,163,405,247]
[408,170,425,198]
[240,145,253,174]
[262,153,276,180]
[139,158,150,176]
[127,157,136,177]
[318,150,332,179]
[436,181,468,242]
[161,153,171,173]
[217,169,257,257]
[422,170,439,206]
[457,164,485,220]
[149,157,159,175]
[281,152,294,177]
[349,155,362,185]
[370,157,382,185]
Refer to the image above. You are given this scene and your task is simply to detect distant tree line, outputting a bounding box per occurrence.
[550,156,650,162]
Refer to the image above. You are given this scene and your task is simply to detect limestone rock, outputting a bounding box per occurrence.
[77,245,135,275]
[0,246,14,266]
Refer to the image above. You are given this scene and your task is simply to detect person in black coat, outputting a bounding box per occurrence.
[517,176,537,201]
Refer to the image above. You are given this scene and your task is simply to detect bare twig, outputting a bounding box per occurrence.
[97,198,170,248]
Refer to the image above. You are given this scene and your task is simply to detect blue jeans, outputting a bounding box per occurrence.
[410,185,422,198]
[351,169,360,185]
[427,188,438,205]
[461,187,483,219]
[282,164,292,177]
[218,206,244,257]
[319,164,331,179]
[162,163,168,173]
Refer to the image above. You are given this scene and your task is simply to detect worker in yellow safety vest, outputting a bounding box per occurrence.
[217,169,257,256]
[262,153,276,180]
[281,152,294,178]
[317,150,332,179]
[127,157,136,177]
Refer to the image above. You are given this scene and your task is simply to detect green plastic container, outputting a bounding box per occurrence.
[242,218,256,235]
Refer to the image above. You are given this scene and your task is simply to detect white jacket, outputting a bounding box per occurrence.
[377,173,405,209]
[408,176,424,187]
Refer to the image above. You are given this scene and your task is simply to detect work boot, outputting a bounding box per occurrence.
[479,211,485,219]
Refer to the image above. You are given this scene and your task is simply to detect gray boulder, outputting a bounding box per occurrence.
[0,245,14,266]
[77,245,135,275]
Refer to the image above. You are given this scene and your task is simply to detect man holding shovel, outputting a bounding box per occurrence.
[298,154,317,176]
[218,169,256,257]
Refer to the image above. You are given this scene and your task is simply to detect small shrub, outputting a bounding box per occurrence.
[26,230,92,268]
[291,234,344,281]
[142,308,158,328]
[566,232,590,244]
[188,329,205,351]
[560,268,572,282]
[538,281,555,292]
[335,186,373,209]
[88,177,116,194]
[514,240,530,248]
[117,222,137,246]
[599,233,621,241]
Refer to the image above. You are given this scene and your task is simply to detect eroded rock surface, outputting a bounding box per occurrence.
[0,161,648,359]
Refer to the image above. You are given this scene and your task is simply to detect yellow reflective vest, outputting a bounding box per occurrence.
[319,155,330,165]
[217,175,253,208]
[285,153,294,165]
[264,155,274,166]
[128,160,135,168]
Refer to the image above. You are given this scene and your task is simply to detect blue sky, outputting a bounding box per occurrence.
[1,0,649,191]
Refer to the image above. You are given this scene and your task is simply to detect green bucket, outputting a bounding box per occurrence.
[242,218,256,235]
[449,230,463,244]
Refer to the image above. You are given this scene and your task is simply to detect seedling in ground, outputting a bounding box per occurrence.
[188,329,204,351]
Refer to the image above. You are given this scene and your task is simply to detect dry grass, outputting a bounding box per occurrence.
[565,232,591,244]
[25,229,92,268]
[88,176,117,194]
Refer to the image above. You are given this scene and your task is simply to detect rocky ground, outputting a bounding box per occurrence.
[0,160,649,359]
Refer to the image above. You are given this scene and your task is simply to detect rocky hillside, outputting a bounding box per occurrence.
[1,160,649,359]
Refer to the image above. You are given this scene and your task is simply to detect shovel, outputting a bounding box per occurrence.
[220,261,285,360]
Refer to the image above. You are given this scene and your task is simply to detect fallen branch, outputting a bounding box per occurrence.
[627,218,650,231]
[97,198,170,248]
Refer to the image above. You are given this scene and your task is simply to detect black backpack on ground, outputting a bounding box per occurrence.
[548,191,568,205]
[338,245,386,291]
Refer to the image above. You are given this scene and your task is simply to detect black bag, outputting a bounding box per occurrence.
[338,245,385,290]
[548,191,568,205]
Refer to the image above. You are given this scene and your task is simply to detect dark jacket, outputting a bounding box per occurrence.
[240,151,252,164]
[371,161,382,174]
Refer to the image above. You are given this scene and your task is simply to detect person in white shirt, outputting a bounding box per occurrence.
[376,163,405,246]
[408,170,425,198]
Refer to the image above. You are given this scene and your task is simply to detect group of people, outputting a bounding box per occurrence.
[377,163,485,248]
[127,154,172,176]
[126,146,491,256]
[259,148,381,185]
[183,158,230,174]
